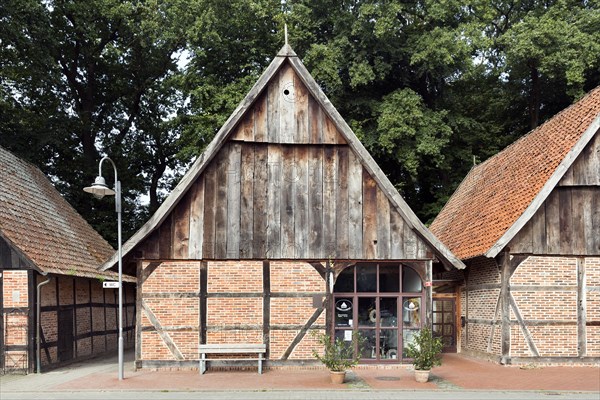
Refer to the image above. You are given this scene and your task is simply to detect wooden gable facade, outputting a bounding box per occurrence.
[133,65,432,263]
[508,130,600,256]
[107,45,463,370]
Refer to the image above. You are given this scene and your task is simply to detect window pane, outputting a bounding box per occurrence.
[379,298,398,327]
[334,298,353,327]
[379,265,400,292]
[358,297,376,327]
[356,265,377,292]
[402,266,422,292]
[380,329,398,360]
[359,330,376,359]
[334,267,354,292]
[402,329,419,358]
[402,297,421,328]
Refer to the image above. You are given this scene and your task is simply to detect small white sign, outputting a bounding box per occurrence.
[344,330,353,341]
[103,281,120,289]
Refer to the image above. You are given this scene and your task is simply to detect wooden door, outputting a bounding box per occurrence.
[432,298,456,352]
[57,309,73,362]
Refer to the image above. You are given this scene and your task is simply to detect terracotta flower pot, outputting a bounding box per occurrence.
[414,369,430,383]
[330,371,346,384]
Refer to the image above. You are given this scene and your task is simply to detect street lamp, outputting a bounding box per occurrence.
[83,156,124,380]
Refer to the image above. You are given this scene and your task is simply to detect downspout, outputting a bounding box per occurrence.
[36,273,51,373]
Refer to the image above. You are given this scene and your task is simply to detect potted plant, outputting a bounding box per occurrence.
[312,332,363,384]
[405,327,443,382]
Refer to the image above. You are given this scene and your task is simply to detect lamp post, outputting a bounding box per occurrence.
[83,156,124,380]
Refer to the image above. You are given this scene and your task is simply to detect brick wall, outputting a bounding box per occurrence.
[140,261,200,362]
[586,258,600,357]
[2,270,29,370]
[1,271,134,372]
[36,274,135,369]
[461,256,599,361]
[462,257,501,356]
[270,261,325,360]
[139,260,326,368]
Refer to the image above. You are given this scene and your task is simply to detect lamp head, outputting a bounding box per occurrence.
[83,176,116,199]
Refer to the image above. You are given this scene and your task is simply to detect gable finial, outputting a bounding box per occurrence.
[284,23,288,46]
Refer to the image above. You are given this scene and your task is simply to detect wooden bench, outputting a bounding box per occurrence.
[199,344,266,374]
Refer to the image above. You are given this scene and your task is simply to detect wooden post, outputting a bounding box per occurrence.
[577,258,587,357]
[496,251,511,364]
[325,260,332,332]
[425,260,433,328]
[135,260,143,370]
[262,261,271,359]
[200,261,207,345]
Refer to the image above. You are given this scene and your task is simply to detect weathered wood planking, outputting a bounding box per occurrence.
[254,93,268,142]
[281,146,296,258]
[308,146,324,258]
[279,63,296,144]
[267,72,280,143]
[143,143,436,261]
[226,143,242,258]
[335,146,349,259]
[362,171,378,259]
[347,149,363,259]
[202,161,217,259]
[509,186,599,255]
[229,60,350,146]
[560,131,599,186]
[172,188,191,258]
[294,74,309,143]
[308,95,323,144]
[189,179,205,259]
[323,146,337,257]
[143,230,160,259]
[240,145,255,258]
[158,214,172,259]
[294,147,309,258]
[253,145,268,257]
[572,188,586,255]
[591,186,600,254]
[390,208,405,259]
[376,189,391,259]
[558,189,573,255]
[214,144,229,259]
[545,189,560,253]
[531,202,547,254]
[267,145,282,258]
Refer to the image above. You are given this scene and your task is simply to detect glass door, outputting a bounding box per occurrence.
[433,298,456,352]
[333,263,424,362]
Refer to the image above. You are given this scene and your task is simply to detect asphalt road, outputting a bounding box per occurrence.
[2,389,599,400]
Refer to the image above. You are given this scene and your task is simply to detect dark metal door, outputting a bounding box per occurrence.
[432,298,456,352]
[57,309,73,362]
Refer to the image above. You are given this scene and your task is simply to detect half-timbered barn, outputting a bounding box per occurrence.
[0,146,136,373]
[430,86,600,365]
[100,44,465,370]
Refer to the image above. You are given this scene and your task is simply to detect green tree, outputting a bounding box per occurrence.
[0,0,197,244]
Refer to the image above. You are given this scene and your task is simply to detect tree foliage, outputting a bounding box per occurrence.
[1,0,598,244]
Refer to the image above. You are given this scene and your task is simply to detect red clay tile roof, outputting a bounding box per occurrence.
[430,86,600,260]
[0,146,130,280]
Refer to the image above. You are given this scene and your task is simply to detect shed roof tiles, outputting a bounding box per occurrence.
[0,146,130,280]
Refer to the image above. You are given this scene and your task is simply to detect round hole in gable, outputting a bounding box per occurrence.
[282,82,296,102]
